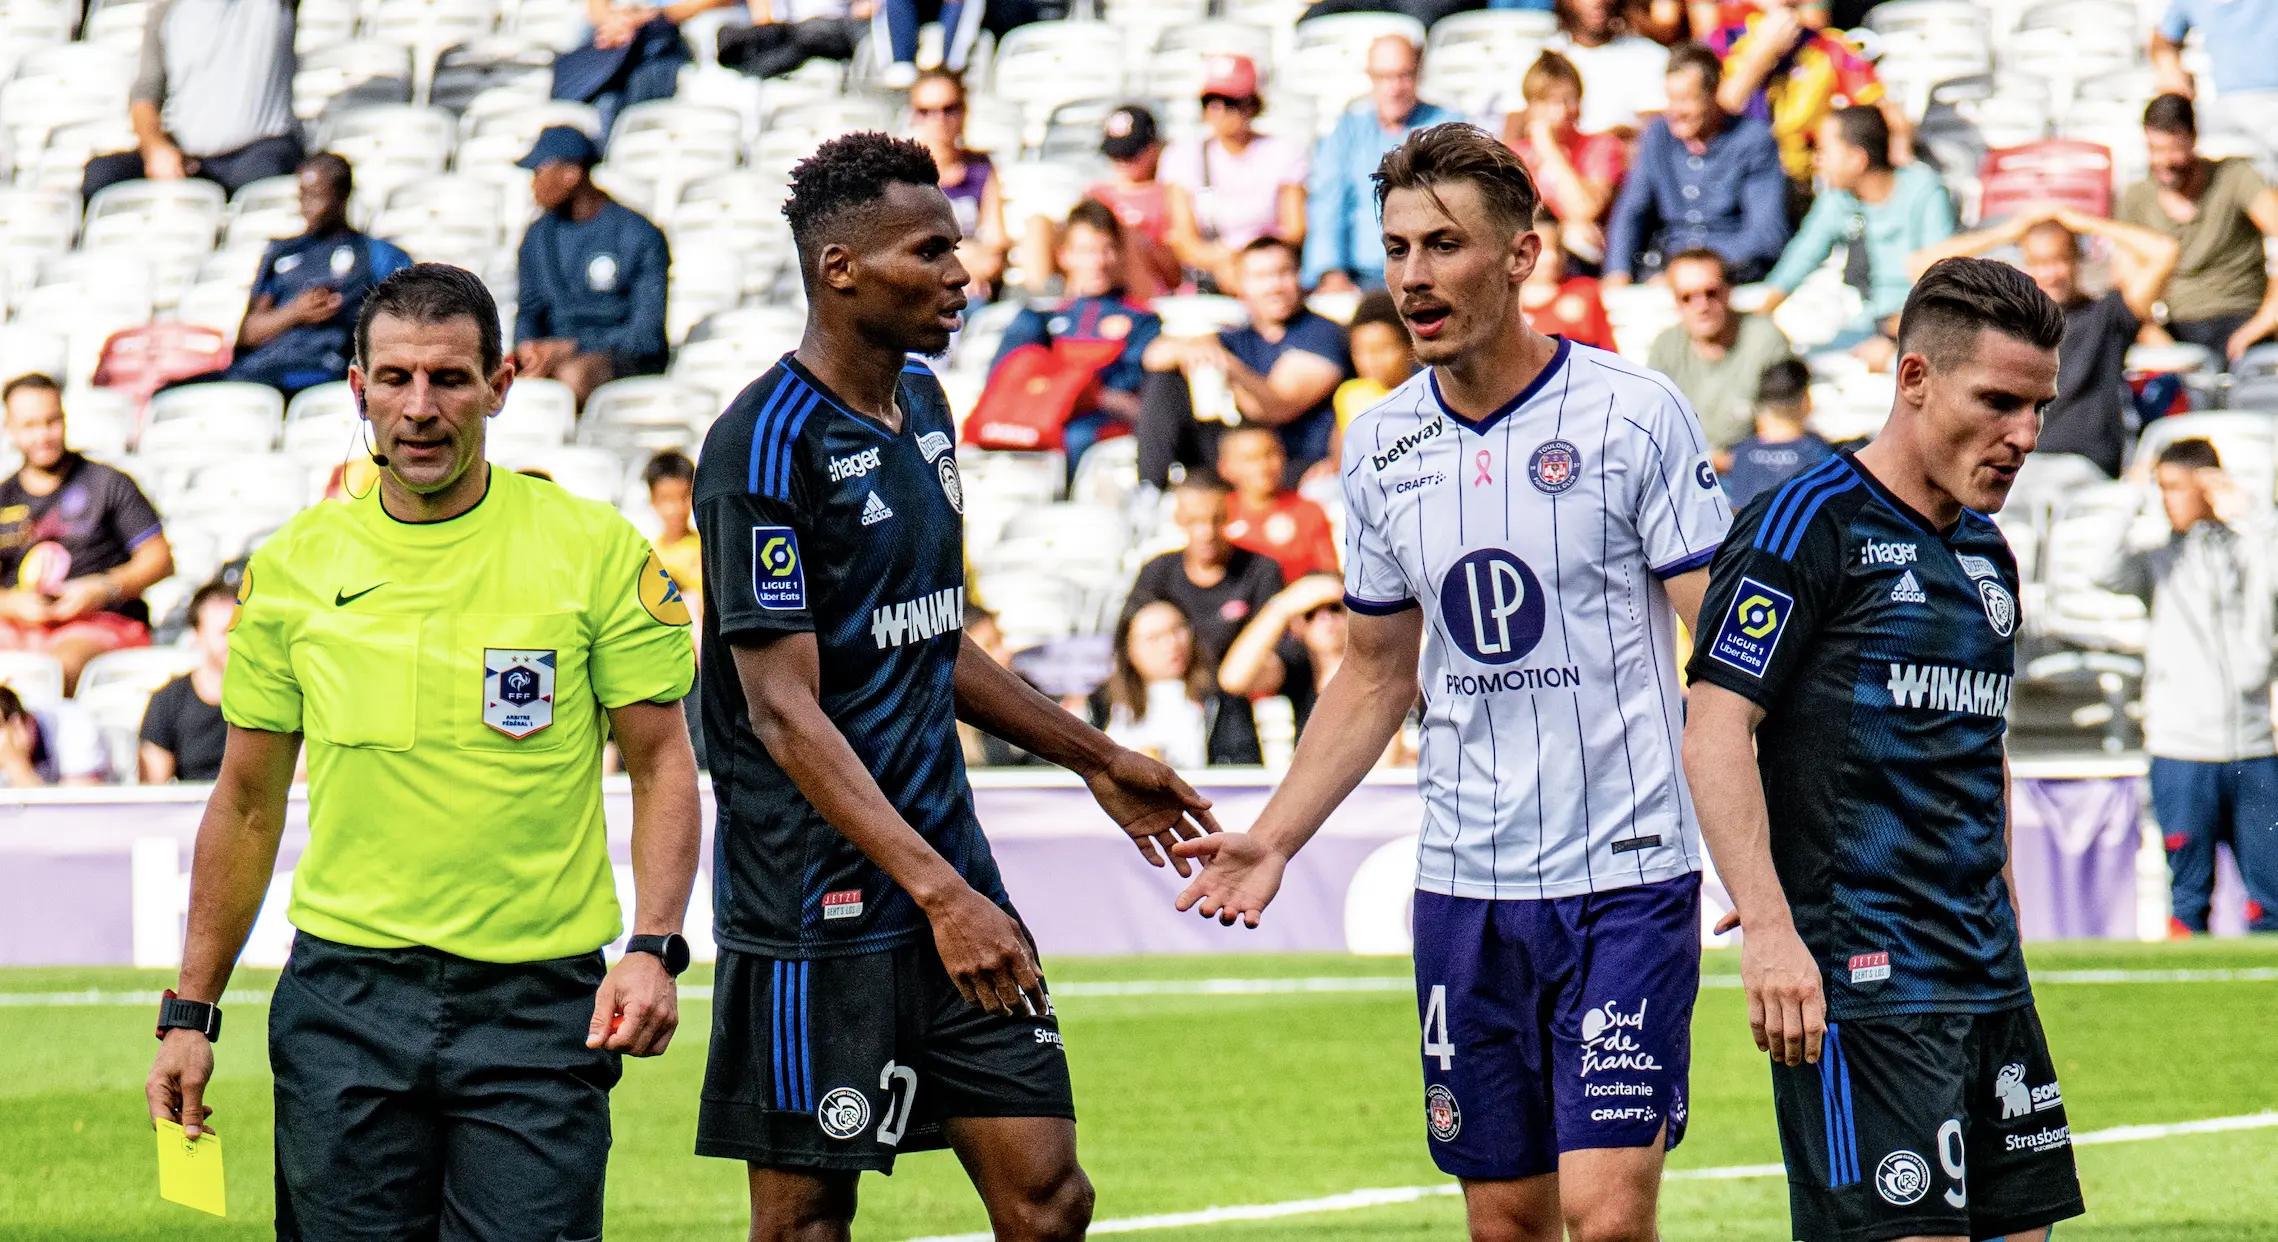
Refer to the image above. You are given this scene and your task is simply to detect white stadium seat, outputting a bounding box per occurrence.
[0,651,65,708]
[76,645,199,701]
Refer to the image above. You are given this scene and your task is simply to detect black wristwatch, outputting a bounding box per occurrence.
[625,933,690,977]
[155,989,222,1042]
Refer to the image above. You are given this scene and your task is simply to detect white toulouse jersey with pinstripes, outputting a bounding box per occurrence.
[1341,339,1733,899]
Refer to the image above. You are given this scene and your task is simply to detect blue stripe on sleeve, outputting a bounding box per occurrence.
[1760,467,1851,560]
[773,393,821,501]
[1343,592,1418,616]
[745,378,797,495]
[1650,545,1717,578]
[1779,477,1860,561]
[761,385,819,501]
[1753,456,1846,552]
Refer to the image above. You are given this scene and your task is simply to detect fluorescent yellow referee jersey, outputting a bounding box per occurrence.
[224,467,696,963]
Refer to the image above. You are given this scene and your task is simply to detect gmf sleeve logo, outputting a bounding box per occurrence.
[1706,577,1795,679]
[752,525,806,612]
[637,549,691,626]
[228,563,253,632]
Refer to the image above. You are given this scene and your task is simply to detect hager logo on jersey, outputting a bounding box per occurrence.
[1707,578,1793,678]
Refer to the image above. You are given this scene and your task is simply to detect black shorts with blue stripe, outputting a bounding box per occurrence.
[695,911,1074,1173]
[1769,1004,2084,1241]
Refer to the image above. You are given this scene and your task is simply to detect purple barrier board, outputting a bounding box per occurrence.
[0,767,2247,968]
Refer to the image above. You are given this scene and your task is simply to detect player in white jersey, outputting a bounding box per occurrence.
[1175,124,1732,1241]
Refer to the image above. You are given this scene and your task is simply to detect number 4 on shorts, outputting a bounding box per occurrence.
[1423,985,1456,1069]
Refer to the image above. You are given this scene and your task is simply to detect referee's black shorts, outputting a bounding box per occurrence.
[270,932,621,1241]
[696,914,1074,1173]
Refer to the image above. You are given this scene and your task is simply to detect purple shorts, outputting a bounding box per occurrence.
[1412,873,1701,1180]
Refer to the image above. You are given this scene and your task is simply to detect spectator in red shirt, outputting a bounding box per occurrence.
[1521,213,1619,351]
[1017,104,1181,301]
[1504,50,1627,263]
[1215,425,1339,583]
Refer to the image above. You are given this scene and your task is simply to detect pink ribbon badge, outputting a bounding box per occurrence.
[1474,449,1493,486]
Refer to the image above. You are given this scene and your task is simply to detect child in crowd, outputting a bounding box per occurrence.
[1334,290,1417,433]
[1520,213,1618,351]
[1719,357,1833,510]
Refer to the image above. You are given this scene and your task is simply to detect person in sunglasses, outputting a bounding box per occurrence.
[1163,54,1308,293]
[1647,248,1797,456]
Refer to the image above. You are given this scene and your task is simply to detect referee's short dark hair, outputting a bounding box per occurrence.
[2156,437,2221,471]
[356,263,503,375]
[782,131,942,278]
[642,449,695,489]
[1895,257,2064,372]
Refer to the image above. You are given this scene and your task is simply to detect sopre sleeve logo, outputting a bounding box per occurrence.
[1707,577,1793,678]
[752,526,805,611]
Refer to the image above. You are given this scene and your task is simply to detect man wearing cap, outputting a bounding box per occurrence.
[1302,33,1456,293]
[513,126,671,406]
[1085,104,1182,299]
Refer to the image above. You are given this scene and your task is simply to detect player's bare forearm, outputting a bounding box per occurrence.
[608,698,701,934]
[176,727,301,1001]
[1663,566,1710,635]
[1248,607,1422,861]
[1682,684,1794,931]
[952,635,1115,777]
[730,636,967,906]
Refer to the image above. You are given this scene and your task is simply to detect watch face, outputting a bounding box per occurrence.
[663,934,691,975]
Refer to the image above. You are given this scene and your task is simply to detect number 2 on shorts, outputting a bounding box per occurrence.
[1423,984,1455,1069]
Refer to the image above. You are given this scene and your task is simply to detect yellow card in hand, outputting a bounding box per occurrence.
[154,1118,227,1217]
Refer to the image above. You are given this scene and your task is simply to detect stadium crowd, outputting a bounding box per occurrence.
[2,0,2277,922]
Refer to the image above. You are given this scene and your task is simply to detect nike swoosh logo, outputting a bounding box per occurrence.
[334,583,388,607]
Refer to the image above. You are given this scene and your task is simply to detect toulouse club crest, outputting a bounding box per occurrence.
[1529,439,1581,494]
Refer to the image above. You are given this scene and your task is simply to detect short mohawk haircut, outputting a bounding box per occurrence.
[782,131,942,252]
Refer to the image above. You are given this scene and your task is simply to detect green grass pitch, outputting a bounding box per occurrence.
[6,939,2278,1240]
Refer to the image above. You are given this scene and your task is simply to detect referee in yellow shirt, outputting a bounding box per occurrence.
[145,264,701,1239]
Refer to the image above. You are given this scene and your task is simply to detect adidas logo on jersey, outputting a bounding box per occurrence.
[860,491,893,526]
[870,586,965,650]
[1889,571,1926,604]
[1885,663,2012,717]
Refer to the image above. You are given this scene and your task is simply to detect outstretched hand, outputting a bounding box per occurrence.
[1085,748,1219,876]
[1171,832,1286,929]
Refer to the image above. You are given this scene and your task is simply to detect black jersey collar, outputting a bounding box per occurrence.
[783,354,907,443]
[1839,449,1970,541]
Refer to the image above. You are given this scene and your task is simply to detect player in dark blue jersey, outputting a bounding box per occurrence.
[1684,258,2085,1242]
[690,131,1218,1241]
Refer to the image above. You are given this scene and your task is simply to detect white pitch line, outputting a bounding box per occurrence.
[6,965,2277,1007]
[904,1112,2278,1242]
